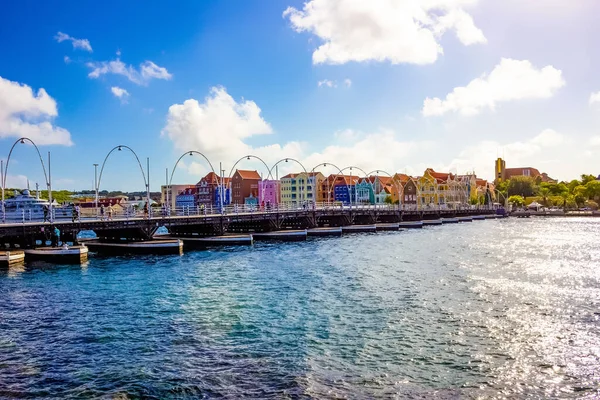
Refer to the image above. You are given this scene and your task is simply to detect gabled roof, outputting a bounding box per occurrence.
[282,171,324,179]
[235,169,261,180]
[425,168,456,183]
[197,172,230,186]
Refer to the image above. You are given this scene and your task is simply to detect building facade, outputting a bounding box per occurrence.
[160,184,195,209]
[258,179,280,207]
[175,187,197,208]
[494,157,556,184]
[231,170,261,205]
[280,172,324,205]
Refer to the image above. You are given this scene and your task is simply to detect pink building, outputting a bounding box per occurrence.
[258,179,280,207]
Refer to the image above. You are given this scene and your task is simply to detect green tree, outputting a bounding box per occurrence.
[585,180,600,200]
[581,174,596,185]
[567,179,581,194]
[40,190,73,204]
[508,195,525,207]
[507,176,537,197]
[384,195,393,204]
[538,187,551,206]
[495,180,508,201]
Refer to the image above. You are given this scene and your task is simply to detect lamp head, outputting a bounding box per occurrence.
[118,146,122,151]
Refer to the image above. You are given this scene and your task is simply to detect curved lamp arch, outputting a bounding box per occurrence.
[309,162,353,208]
[339,165,373,206]
[227,155,271,206]
[366,169,403,208]
[268,158,308,207]
[2,137,49,191]
[168,150,218,212]
[96,145,147,195]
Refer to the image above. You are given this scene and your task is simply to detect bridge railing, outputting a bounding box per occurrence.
[0,202,499,224]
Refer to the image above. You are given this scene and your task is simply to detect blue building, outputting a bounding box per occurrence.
[175,187,197,208]
[214,185,231,207]
[333,176,358,205]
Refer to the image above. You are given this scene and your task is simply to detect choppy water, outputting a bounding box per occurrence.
[1,217,599,399]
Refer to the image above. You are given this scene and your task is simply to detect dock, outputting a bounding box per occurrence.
[24,246,88,264]
[399,221,423,229]
[376,223,400,231]
[83,239,183,255]
[307,227,343,237]
[168,235,253,248]
[253,230,307,241]
[0,250,25,267]
[441,217,459,224]
[342,225,377,233]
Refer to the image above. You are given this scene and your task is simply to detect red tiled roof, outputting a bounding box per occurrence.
[281,173,298,179]
[235,169,261,180]
[197,172,230,186]
[504,167,541,178]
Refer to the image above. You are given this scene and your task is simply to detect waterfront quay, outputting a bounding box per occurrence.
[0,205,500,263]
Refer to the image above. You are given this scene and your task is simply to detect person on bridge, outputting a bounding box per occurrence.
[108,205,113,220]
[143,202,149,217]
[43,205,49,222]
[100,204,105,221]
[75,205,81,221]
[52,227,60,247]
[71,204,78,223]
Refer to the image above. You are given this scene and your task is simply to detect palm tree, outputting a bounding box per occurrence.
[538,187,551,207]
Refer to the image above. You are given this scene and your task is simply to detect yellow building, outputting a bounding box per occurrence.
[280,172,325,205]
[417,168,463,207]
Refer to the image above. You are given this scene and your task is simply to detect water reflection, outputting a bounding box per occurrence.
[0,217,598,398]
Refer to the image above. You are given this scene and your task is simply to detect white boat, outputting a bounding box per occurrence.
[1,189,73,222]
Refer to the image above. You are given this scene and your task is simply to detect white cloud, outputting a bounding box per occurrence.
[140,61,172,80]
[435,8,486,45]
[162,87,304,175]
[302,129,435,174]
[344,78,352,87]
[64,56,71,64]
[283,0,485,65]
[0,76,73,146]
[423,58,565,116]
[54,32,92,52]
[87,57,172,85]
[589,91,600,105]
[529,128,565,147]
[317,79,336,88]
[590,136,600,147]
[110,86,130,103]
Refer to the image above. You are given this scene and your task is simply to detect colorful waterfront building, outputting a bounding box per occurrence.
[390,173,419,206]
[416,168,458,207]
[175,187,197,208]
[355,178,374,204]
[356,176,393,204]
[280,172,324,205]
[231,170,261,205]
[160,184,195,209]
[258,179,280,207]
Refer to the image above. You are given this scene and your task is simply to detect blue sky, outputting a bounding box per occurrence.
[1,0,599,191]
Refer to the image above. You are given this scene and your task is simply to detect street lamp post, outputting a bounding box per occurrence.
[1,159,4,223]
[93,163,99,218]
[47,152,53,222]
